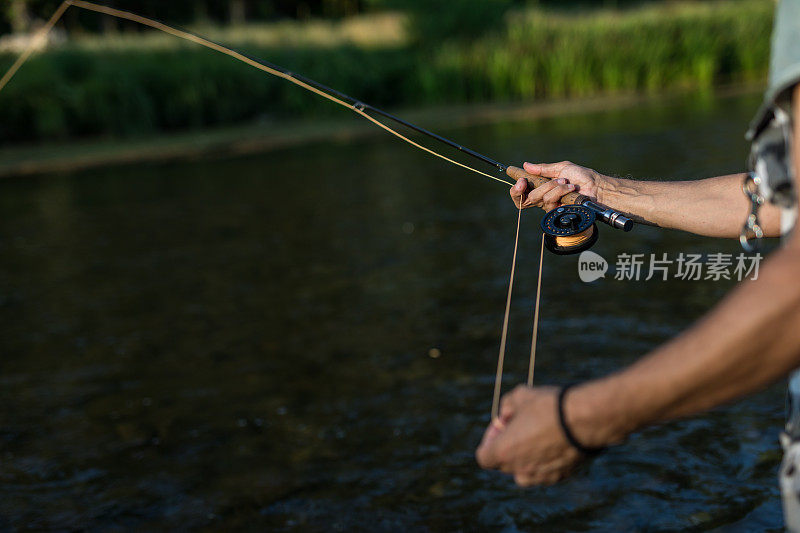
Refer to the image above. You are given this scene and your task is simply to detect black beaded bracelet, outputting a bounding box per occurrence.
[557,383,607,456]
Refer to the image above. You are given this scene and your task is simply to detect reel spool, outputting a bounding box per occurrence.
[541,205,598,255]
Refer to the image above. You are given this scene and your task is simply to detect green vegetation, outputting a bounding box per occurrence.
[1,0,372,34]
[0,0,773,144]
[418,0,772,102]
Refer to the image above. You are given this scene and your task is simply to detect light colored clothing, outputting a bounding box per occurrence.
[749,0,800,138]
[746,2,800,530]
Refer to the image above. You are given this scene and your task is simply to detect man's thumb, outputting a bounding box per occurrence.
[476,420,504,468]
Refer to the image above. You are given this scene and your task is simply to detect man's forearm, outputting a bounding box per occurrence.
[568,244,800,446]
[597,173,782,238]
[572,85,800,446]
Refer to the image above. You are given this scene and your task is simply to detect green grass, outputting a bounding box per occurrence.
[419,0,772,102]
[0,0,774,144]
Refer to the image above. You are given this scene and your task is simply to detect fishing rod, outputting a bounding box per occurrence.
[0,0,633,255]
[0,1,642,423]
[239,57,635,255]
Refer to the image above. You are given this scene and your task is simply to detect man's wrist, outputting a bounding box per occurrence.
[564,378,638,448]
[594,174,655,227]
[594,173,625,207]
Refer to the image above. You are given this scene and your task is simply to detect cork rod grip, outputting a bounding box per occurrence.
[506,165,585,205]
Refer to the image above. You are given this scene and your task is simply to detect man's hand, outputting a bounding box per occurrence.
[475,385,584,487]
[510,161,611,211]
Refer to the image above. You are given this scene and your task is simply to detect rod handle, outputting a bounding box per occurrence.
[506,165,582,205]
[506,166,633,232]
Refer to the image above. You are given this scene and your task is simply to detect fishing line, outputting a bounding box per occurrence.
[491,202,523,421]
[528,233,545,388]
[490,210,546,421]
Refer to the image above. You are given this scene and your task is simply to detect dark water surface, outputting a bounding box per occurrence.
[0,93,787,531]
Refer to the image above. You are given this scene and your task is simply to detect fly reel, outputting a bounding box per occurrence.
[541,205,598,255]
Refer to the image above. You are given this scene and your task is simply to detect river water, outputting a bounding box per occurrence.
[0,92,786,531]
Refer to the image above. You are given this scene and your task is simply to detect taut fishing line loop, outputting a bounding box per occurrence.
[490,211,546,422]
[491,202,523,422]
[0,0,551,422]
[528,233,545,388]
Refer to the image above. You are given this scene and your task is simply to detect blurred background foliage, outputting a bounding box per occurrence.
[2,0,668,33]
[0,0,775,144]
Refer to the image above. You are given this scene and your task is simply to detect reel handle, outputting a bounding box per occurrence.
[506,166,633,232]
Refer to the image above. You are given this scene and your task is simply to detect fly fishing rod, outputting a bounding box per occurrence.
[215,37,636,255]
[0,0,634,255]
[271,71,636,255]
[0,1,639,423]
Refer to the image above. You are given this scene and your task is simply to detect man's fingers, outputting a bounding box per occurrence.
[477,437,515,474]
[507,165,578,211]
[498,389,521,420]
[499,384,532,420]
[513,178,528,194]
[499,396,518,422]
[524,161,570,178]
[541,183,576,211]
[509,178,529,208]
[525,179,565,208]
[499,407,514,426]
[476,429,501,469]
[514,474,535,488]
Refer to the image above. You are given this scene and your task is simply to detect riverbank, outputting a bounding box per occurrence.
[0,0,772,146]
[0,83,764,178]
